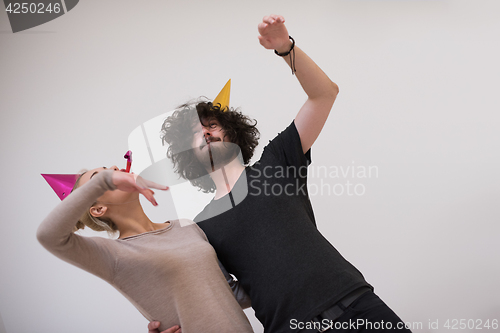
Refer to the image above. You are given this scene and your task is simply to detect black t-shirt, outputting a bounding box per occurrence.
[196,121,372,333]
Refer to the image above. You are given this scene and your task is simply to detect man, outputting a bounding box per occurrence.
[150,14,410,333]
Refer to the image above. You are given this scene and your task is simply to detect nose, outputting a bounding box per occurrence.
[110,165,119,171]
[202,126,212,138]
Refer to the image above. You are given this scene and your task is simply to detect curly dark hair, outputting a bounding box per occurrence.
[160,99,260,193]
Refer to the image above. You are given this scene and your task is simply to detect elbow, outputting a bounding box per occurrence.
[36,222,62,249]
[330,81,339,98]
[319,81,338,107]
[309,80,339,102]
[240,299,252,310]
[36,224,50,247]
[317,81,339,102]
[36,225,68,253]
[332,81,339,95]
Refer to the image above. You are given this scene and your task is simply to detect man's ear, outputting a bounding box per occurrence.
[89,205,108,218]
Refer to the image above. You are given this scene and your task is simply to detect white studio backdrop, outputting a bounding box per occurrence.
[1,0,499,332]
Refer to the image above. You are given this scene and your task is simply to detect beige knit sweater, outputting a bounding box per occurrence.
[37,170,253,333]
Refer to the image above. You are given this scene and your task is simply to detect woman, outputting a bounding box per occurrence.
[37,165,253,333]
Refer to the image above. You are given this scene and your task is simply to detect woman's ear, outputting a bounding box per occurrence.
[89,205,108,218]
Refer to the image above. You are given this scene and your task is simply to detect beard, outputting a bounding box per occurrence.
[195,140,240,172]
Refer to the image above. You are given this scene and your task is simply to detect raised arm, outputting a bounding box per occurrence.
[36,170,119,280]
[258,14,339,153]
[37,170,164,278]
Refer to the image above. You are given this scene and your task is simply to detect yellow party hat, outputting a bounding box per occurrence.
[212,79,231,112]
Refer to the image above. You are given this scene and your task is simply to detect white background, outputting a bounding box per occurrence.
[1,1,499,332]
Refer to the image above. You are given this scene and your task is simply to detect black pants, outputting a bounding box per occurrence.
[317,291,412,332]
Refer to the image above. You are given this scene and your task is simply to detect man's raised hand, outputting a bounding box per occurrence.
[258,14,291,53]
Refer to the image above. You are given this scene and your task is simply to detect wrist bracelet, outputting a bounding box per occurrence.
[274,36,297,75]
[274,36,295,56]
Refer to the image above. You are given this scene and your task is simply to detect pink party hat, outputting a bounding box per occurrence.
[41,174,80,200]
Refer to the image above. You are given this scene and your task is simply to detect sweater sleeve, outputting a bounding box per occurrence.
[36,170,118,282]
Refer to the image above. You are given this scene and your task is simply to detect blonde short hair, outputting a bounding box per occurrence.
[72,170,118,234]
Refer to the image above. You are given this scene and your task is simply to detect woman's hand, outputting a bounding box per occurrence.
[147,322,181,333]
[258,14,291,53]
[111,171,169,206]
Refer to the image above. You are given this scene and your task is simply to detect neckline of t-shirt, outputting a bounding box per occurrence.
[117,220,174,241]
[211,166,249,203]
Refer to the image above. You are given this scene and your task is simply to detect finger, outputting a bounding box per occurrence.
[134,175,168,191]
[262,16,274,25]
[137,187,156,205]
[142,178,170,191]
[131,173,145,188]
[148,321,161,332]
[257,22,267,32]
[141,189,158,206]
[258,36,271,49]
[270,14,280,22]
[160,325,181,333]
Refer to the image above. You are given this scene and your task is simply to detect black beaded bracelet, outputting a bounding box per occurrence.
[274,36,297,75]
[274,36,295,56]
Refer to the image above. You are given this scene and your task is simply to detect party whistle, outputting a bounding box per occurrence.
[121,150,132,173]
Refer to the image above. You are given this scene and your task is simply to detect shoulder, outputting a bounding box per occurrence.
[193,201,215,223]
[176,218,209,240]
[260,120,311,168]
[177,218,196,227]
[265,120,299,146]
